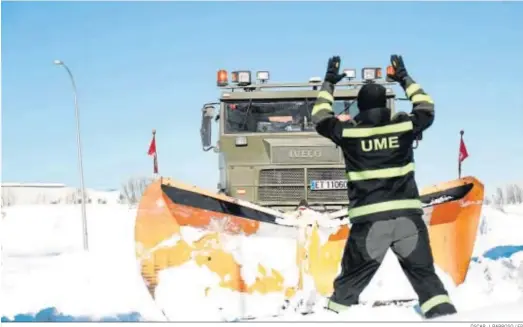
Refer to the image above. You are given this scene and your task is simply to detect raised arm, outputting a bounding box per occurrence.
[387,55,435,136]
[312,56,355,144]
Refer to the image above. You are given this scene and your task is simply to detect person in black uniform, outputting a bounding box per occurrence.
[311,55,458,319]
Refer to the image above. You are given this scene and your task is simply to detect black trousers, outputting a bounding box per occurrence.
[328,215,457,319]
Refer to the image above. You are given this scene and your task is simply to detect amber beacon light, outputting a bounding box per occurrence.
[386,65,395,76]
[217,69,228,86]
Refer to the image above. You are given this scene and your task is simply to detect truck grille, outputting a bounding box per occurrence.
[259,168,304,185]
[307,168,346,182]
[258,169,305,202]
[258,186,305,202]
[306,188,347,202]
[258,168,347,203]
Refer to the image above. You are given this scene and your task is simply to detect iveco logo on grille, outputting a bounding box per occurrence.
[289,149,322,158]
[271,145,340,164]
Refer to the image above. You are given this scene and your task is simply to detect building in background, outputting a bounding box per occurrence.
[1,183,121,206]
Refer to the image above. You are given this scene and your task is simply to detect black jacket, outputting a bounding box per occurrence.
[311,77,435,223]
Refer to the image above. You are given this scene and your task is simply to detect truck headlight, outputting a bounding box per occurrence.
[232,71,252,86]
[343,68,356,80]
[362,67,382,81]
[256,71,270,83]
[235,136,247,147]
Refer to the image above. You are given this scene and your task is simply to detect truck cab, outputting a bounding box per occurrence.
[200,68,398,212]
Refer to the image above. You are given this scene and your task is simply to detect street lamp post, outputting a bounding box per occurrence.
[53,60,89,251]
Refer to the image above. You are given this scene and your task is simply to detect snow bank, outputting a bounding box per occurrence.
[1,205,163,321]
[474,205,523,257]
[1,204,523,321]
[150,204,523,321]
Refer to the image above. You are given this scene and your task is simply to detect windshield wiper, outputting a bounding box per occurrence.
[339,100,356,116]
[239,98,254,131]
[302,98,309,130]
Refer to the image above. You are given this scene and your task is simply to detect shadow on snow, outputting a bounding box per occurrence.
[1,307,142,322]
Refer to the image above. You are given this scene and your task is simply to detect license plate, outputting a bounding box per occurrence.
[310,179,347,190]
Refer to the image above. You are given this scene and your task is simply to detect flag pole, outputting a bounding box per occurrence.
[152,129,158,180]
[458,130,464,179]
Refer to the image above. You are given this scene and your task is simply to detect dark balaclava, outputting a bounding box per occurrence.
[357,83,387,111]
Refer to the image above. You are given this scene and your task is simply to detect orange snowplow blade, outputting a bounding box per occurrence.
[422,176,484,285]
[135,179,300,300]
[135,176,484,310]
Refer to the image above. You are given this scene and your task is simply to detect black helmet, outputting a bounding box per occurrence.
[357,83,387,111]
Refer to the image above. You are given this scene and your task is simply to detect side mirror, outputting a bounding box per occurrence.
[200,105,215,151]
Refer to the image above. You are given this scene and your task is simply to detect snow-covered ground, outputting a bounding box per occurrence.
[0,205,163,322]
[1,203,523,321]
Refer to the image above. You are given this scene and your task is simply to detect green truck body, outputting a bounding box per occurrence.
[200,73,398,212]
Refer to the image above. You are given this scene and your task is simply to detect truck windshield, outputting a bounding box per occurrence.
[224,98,359,133]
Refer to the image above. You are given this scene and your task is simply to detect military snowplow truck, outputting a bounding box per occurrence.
[199,69,399,212]
[135,67,485,321]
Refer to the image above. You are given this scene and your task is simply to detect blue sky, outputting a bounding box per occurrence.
[2,1,522,194]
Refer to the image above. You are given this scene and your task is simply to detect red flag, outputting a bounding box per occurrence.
[148,135,156,156]
[458,130,468,179]
[148,131,158,174]
[459,137,469,163]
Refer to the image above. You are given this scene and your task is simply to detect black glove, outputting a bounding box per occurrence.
[324,56,346,84]
[388,54,409,85]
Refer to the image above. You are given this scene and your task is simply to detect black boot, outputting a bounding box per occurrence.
[424,303,457,319]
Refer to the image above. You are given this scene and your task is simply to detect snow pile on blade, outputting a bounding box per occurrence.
[135,176,485,321]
